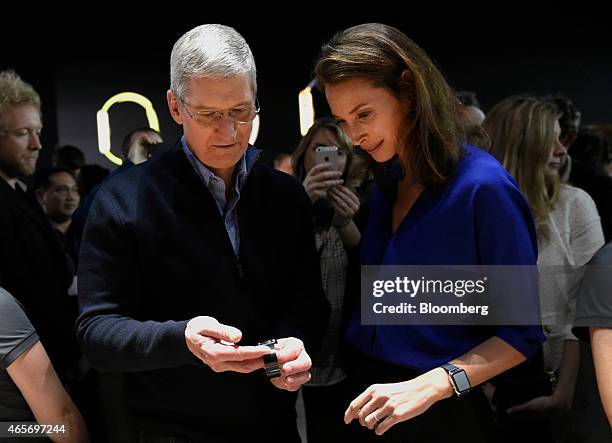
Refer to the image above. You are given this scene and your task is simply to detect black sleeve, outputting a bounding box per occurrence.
[76,189,197,372]
[275,187,331,357]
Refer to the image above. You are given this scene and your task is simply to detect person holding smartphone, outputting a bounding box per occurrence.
[293,117,365,245]
[292,116,367,442]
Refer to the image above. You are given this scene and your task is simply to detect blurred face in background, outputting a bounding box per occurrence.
[546,120,567,176]
[274,155,293,175]
[37,171,80,221]
[0,104,42,179]
[303,128,347,175]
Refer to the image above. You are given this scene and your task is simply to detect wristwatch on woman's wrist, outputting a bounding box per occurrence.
[441,364,471,397]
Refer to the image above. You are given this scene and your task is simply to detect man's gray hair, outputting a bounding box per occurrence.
[170,24,257,101]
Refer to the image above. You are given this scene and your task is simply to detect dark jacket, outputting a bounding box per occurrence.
[76,146,330,437]
[70,159,134,265]
[0,179,79,378]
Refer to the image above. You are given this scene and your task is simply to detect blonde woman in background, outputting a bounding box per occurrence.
[484,95,605,442]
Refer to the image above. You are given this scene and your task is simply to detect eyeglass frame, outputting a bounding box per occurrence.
[180,96,260,125]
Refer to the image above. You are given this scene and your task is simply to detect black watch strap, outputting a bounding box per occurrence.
[258,339,281,379]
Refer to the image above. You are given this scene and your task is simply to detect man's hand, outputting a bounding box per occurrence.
[185,316,271,374]
[269,337,312,392]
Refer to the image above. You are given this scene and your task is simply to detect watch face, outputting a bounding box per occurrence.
[453,370,471,392]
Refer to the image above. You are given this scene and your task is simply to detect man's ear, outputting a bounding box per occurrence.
[167,90,184,125]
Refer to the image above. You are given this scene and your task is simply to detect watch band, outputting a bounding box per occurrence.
[258,339,281,379]
[441,364,471,397]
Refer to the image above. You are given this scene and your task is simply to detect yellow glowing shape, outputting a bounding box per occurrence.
[299,86,315,136]
[97,92,160,165]
[249,114,260,145]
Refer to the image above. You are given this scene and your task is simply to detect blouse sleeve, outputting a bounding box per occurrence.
[473,177,546,358]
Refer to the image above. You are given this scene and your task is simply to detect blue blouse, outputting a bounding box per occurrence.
[348,145,546,372]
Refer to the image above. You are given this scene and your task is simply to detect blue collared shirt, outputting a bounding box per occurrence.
[349,145,545,371]
[180,136,256,255]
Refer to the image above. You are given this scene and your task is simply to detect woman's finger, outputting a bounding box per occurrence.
[345,387,375,424]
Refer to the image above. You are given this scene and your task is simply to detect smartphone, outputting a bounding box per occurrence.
[315,146,340,166]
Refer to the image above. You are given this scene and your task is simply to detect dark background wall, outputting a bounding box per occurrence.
[2,13,610,171]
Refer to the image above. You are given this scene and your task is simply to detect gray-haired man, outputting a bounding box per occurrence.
[77,24,330,442]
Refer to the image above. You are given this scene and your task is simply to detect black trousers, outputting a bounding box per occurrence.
[302,378,352,443]
[131,418,301,443]
[344,352,501,443]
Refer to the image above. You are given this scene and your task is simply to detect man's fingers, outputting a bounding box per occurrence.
[192,318,242,343]
[200,341,271,362]
[283,370,311,390]
[219,357,266,373]
[271,370,311,391]
[275,340,304,366]
[281,349,311,375]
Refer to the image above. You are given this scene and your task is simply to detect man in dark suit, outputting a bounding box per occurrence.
[0,70,80,380]
[77,24,330,442]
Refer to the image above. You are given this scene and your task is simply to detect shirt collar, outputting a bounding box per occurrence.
[180,135,259,190]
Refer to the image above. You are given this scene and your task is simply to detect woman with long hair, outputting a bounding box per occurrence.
[313,23,545,441]
[484,95,605,441]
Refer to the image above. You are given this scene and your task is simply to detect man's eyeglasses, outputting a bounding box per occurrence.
[180,98,260,126]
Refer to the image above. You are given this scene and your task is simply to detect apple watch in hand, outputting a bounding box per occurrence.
[258,339,281,379]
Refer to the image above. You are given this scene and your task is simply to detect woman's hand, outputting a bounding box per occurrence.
[329,185,360,228]
[344,368,453,436]
[302,163,343,203]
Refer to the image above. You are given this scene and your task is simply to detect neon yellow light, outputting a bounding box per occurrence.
[96,92,160,166]
[298,86,315,136]
[249,114,260,145]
